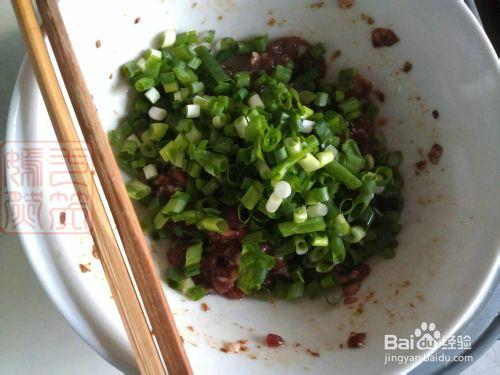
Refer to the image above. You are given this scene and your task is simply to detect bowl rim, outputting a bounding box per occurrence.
[6,0,500,372]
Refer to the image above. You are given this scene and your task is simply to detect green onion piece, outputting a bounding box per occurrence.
[305,187,330,205]
[316,150,335,167]
[160,29,176,47]
[314,92,329,107]
[274,146,288,163]
[234,71,250,88]
[309,246,329,262]
[126,179,151,200]
[273,65,293,83]
[131,159,146,168]
[179,278,195,294]
[298,153,321,173]
[294,206,308,223]
[122,61,140,78]
[195,45,231,84]
[202,30,215,43]
[237,241,275,295]
[344,226,367,243]
[185,286,205,301]
[323,161,362,189]
[286,281,304,300]
[199,217,228,233]
[293,67,322,88]
[140,141,157,158]
[316,262,335,273]
[335,90,345,103]
[271,136,319,179]
[134,97,150,113]
[330,236,346,263]
[293,235,309,255]
[143,55,162,79]
[166,266,182,288]
[118,136,140,161]
[278,217,326,237]
[339,97,360,113]
[312,234,329,247]
[189,81,205,94]
[234,87,249,101]
[134,77,155,92]
[284,137,302,155]
[364,154,375,170]
[187,56,203,70]
[172,44,195,61]
[173,60,198,85]
[161,191,190,214]
[332,213,350,235]
[175,30,198,45]
[142,122,168,142]
[187,161,202,178]
[170,210,201,224]
[240,182,264,210]
[184,242,203,277]
[252,34,268,53]
[185,126,202,144]
[236,41,252,54]
[299,90,317,104]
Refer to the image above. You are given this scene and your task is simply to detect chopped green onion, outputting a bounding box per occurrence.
[175,30,198,45]
[184,242,203,277]
[135,77,155,92]
[252,35,268,53]
[185,285,205,301]
[265,192,282,213]
[306,187,329,205]
[199,217,228,233]
[195,45,231,84]
[307,203,328,217]
[160,29,176,47]
[286,281,304,300]
[144,87,161,103]
[344,226,366,243]
[143,164,158,180]
[234,71,250,88]
[241,182,264,210]
[248,93,265,108]
[161,191,190,214]
[278,217,326,237]
[314,92,329,107]
[293,235,309,254]
[126,179,151,200]
[312,233,329,247]
[294,206,308,223]
[148,106,167,121]
[298,153,321,172]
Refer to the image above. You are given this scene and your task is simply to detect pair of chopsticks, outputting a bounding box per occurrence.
[11,0,192,374]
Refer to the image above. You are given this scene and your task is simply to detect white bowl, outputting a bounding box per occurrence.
[7,0,500,373]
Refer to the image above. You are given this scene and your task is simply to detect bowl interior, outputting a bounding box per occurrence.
[8,0,499,373]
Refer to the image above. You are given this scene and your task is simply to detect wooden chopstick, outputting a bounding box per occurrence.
[10,1,165,373]
[12,1,192,374]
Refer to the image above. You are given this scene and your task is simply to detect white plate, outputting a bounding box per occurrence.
[6,0,500,373]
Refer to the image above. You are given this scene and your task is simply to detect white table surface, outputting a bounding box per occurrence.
[0,2,497,374]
